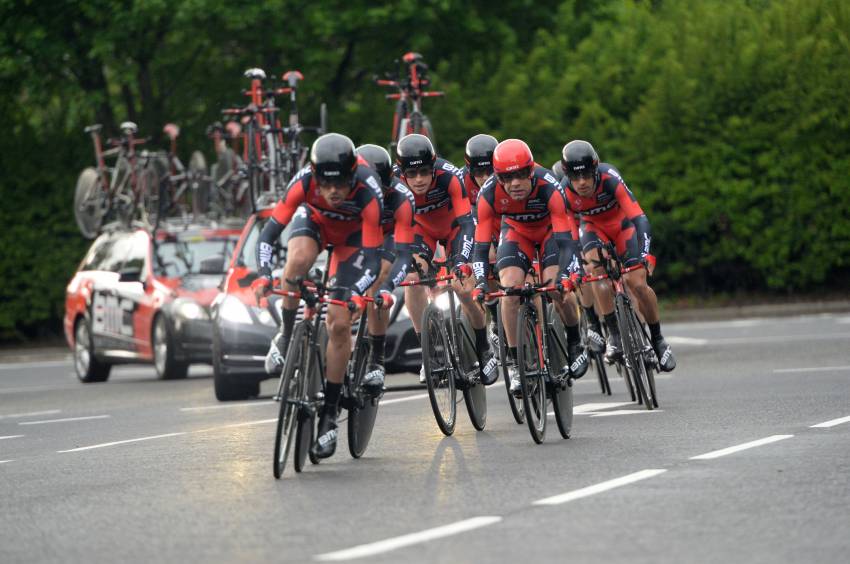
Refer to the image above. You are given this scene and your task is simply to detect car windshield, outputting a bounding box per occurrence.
[154,235,238,278]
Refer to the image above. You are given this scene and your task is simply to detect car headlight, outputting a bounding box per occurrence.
[219,295,253,324]
[434,292,452,312]
[255,307,277,327]
[175,299,208,320]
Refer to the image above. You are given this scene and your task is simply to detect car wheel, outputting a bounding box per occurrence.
[74,317,111,383]
[212,330,260,401]
[152,315,189,380]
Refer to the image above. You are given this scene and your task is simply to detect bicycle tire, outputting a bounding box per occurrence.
[189,150,210,218]
[616,294,654,410]
[518,304,547,444]
[581,308,611,395]
[421,302,456,436]
[138,157,166,228]
[273,322,307,479]
[319,103,328,135]
[628,308,658,409]
[310,322,328,465]
[457,308,487,431]
[74,167,105,239]
[348,327,380,459]
[109,156,134,227]
[496,306,524,424]
[547,304,573,439]
[294,324,319,472]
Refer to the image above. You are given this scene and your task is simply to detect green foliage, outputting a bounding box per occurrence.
[1,0,848,338]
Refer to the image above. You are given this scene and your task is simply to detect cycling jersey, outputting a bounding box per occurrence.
[560,163,651,267]
[379,178,416,293]
[400,157,475,269]
[257,164,384,298]
[456,165,487,209]
[473,165,579,283]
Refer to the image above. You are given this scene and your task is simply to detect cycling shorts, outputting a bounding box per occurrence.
[495,223,559,275]
[579,217,641,267]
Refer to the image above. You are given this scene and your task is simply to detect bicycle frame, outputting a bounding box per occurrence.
[375,52,444,146]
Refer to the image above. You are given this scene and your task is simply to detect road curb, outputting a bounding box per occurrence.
[661,300,850,322]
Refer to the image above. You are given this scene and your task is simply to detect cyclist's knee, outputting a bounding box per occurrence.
[326,310,351,341]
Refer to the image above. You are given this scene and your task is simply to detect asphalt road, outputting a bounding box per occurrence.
[2,313,849,563]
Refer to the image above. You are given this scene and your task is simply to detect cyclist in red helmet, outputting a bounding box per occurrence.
[472,139,588,397]
[396,133,498,386]
[560,139,675,372]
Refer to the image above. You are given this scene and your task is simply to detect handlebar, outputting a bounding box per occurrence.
[485,283,559,300]
[270,289,375,312]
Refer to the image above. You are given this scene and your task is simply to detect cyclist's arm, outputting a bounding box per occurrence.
[381,198,415,293]
[256,180,308,278]
[448,175,475,267]
[353,199,383,295]
[614,182,652,258]
[548,190,581,279]
[471,194,496,285]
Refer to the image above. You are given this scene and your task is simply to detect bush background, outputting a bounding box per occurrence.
[1,0,848,339]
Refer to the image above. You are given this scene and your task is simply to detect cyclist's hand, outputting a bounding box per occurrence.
[374,290,394,310]
[350,294,368,313]
[251,276,272,305]
[452,264,472,280]
[472,281,488,304]
[643,254,657,276]
[560,273,579,294]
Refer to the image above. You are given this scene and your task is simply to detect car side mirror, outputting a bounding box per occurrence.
[119,267,143,283]
[200,255,226,274]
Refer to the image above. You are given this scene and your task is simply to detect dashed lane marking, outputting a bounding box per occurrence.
[313,516,503,561]
[533,469,668,506]
[665,336,708,345]
[180,401,275,412]
[0,435,24,440]
[380,393,430,406]
[773,365,850,374]
[0,409,62,420]
[690,435,794,460]
[589,409,663,417]
[811,415,850,428]
[58,432,187,453]
[19,415,111,426]
[0,460,14,465]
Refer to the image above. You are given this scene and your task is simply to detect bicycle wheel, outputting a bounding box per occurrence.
[309,322,328,465]
[109,156,134,227]
[628,309,659,409]
[496,306,524,424]
[547,304,573,439]
[273,322,307,479]
[581,308,611,395]
[138,157,166,227]
[517,304,547,444]
[457,308,486,431]
[348,326,381,458]
[421,303,456,436]
[189,150,210,217]
[74,167,105,239]
[616,294,654,410]
[294,338,320,473]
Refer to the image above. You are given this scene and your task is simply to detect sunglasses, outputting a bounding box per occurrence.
[470,165,494,176]
[566,169,596,181]
[496,167,532,183]
[403,166,433,179]
[317,176,352,190]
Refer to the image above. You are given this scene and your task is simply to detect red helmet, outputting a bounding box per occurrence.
[492,139,534,175]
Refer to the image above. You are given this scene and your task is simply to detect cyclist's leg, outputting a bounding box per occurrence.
[362,254,393,388]
[404,231,435,336]
[496,225,534,353]
[581,221,622,360]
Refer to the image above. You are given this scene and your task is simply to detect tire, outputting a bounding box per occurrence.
[212,330,259,401]
[421,115,436,150]
[580,308,611,395]
[496,306,524,424]
[74,167,105,239]
[457,308,486,431]
[138,158,166,228]
[421,303,456,436]
[152,315,189,380]
[189,151,210,218]
[547,304,573,439]
[273,325,308,479]
[74,317,111,383]
[517,304,547,444]
[109,156,134,227]
[616,295,654,410]
[309,323,329,465]
[348,330,380,458]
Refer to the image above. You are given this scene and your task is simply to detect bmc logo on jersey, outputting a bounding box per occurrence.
[441,162,458,173]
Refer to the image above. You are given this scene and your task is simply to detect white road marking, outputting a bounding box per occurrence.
[690,435,794,460]
[665,336,708,346]
[0,435,25,440]
[711,332,850,345]
[381,392,429,406]
[313,516,503,561]
[196,418,276,432]
[0,409,62,420]
[19,415,111,426]
[0,359,71,371]
[0,385,77,395]
[773,365,850,374]
[180,401,275,412]
[533,469,667,506]
[58,432,186,453]
[0,460,14,464]
[589,409,663,417]
[574,402,633,414]
[810,415,850,428]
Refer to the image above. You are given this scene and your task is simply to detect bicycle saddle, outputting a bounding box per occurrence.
[244,68,267,80]
[84,124,102,134]
[163,123,180,140]
[120,121,138,134]
[403,52,423,63]
[283,70,304,88]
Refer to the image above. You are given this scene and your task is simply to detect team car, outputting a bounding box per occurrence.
[64,221,241,382]
[210,207,420,401]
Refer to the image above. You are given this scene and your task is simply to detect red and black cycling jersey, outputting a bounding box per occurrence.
[256,164,384,295]
[380,178,416,293]
[455,166,487,208]
[559,163,652,257]
[473,164,580,283]
[399,157,475,267]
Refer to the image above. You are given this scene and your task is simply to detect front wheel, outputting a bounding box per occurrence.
[457,308,486,431]
[617,295,655,410]
[421,303,456,436]
[273,322,307,479]
[152,315,188,380]
[517,304,547,444]
[348,332,380,459]
[74,317,111,383]
[496,307,524,424]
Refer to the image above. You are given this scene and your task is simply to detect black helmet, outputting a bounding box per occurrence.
[551,161,565,182]
[464,134,498,174]
[355,144,392,187]
[561,140,599,179]
[396,134,436,172]
[311,133,357,183]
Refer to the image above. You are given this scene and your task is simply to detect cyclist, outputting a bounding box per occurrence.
[396,133,498,386]
[354,144,416,386]
[552,161,606,354]
[560,140,676,372]
[252,133,384,459]
[472,139,589,396]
